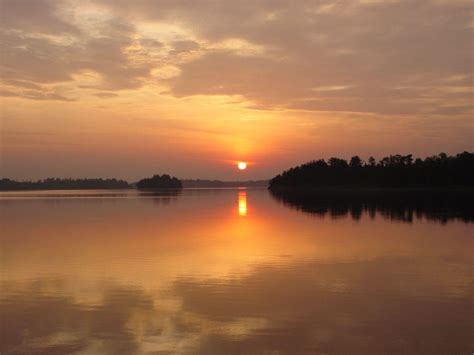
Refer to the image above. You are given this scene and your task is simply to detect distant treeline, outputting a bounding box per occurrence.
[182,179,268,188]
[0,176,268,191]
[270,152,474,189]
[0,178,130,191]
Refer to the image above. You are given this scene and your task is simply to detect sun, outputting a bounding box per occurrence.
[237,161,247,170]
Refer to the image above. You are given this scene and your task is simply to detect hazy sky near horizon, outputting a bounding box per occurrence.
[1,0,473,180]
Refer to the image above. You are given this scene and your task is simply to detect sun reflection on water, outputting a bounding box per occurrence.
[238,191,247,217]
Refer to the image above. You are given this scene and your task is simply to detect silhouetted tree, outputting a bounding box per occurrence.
[350,156,363,168]
[328,157,348,168]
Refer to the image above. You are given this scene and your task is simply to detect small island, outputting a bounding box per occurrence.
[136,174,182,189]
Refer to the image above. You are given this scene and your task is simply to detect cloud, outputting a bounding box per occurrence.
[102,0,471,114]
[0,0,472,115]
[169,39,201,56]
[156,0,472,115]
[0,0,80,35]
[94,92,119,98]
[0,87,74,101]
[0,31,79,83]
[1,79,43,90]
[0,6,155,95]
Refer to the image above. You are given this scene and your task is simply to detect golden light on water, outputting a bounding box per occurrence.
[237,162,247,170]
[238,191,247,217]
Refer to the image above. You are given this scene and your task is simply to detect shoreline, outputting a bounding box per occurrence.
[0,186,269,192]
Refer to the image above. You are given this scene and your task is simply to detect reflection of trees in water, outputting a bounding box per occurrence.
[137,189,182,205]
[270,189,473,224]
[0,190,184,207]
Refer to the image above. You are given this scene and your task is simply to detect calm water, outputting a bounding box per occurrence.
[1,189,473,354]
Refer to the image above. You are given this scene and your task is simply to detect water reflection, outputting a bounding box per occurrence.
[271,189,474,224]
[1,280,157,354]
[173,257,473,354]
[137,189,182,198]
[0,189,183,200]
[238,191,247,217]
[1,189,473,354]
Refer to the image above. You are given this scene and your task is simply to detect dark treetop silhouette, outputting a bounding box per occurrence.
[136,174,182,189]
[269,152,474,189]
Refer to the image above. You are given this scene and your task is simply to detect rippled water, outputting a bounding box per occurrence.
[1,189,473,354]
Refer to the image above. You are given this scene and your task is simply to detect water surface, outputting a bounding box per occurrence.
[1,189,473,354]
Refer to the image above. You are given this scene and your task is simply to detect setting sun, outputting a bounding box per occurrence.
[237,162,247,170]
[1,1,472,354]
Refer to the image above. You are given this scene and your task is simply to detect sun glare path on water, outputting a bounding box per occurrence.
[238,191,247,217]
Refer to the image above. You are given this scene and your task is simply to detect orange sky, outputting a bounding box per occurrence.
[1,0,473,181]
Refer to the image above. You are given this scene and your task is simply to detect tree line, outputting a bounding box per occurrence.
[0,174,185,191]
[269,151,474,189]
[0,178,130,191]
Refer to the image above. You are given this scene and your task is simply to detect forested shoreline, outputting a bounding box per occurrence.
[269,152,474,189]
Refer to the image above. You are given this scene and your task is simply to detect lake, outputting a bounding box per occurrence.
[1,188,473,354]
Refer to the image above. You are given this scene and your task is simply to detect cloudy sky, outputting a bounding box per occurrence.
[1,0,472,180]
